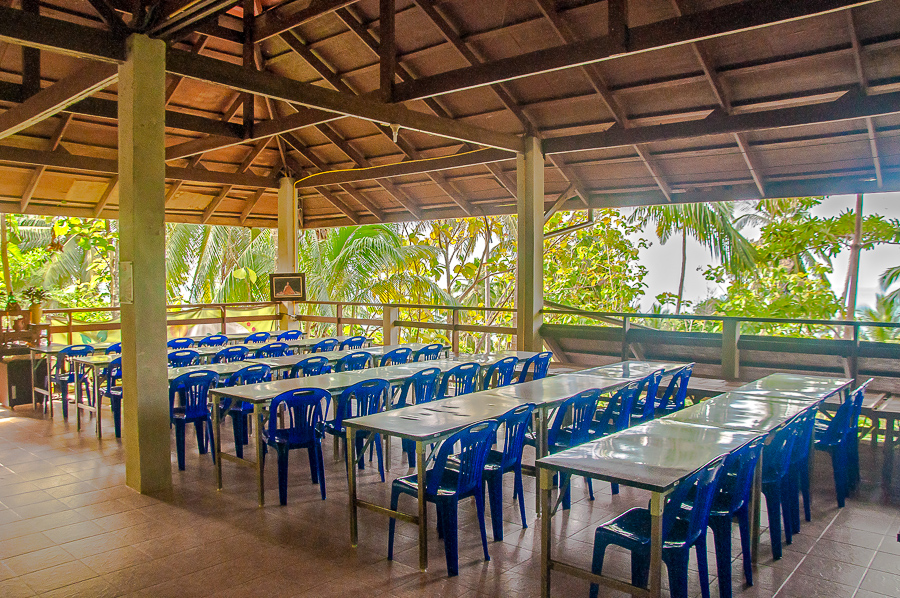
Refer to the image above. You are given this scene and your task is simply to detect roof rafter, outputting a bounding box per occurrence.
[19,112,72,211]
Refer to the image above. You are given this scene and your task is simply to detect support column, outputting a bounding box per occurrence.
[516,136,544,352]
[277,176,298,330]
[118,34,171,494]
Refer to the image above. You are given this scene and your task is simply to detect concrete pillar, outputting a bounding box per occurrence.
[118,34,171,494]
[276,177,299,330]
[516,136,544,352]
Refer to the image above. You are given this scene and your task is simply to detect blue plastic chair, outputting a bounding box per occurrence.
[761,416,800,560]
[322,379,389,481]
[846,379,872,490]
[701,437,765,598]
[654,364,694,416]
[167,338,194,349]
[484,403,535,540]
[310,338,339,353]
[481,356,518,390]
[394,367,441,468]
[198,334,228,347]
[52,345,94,419]
[224,363,272,459]
[586,382,640,495]
[289,356,331,379]
[212,345,249,364]
[245,331,270,344]
[339,335,367,350]
[436,362,480,400]
[168,349,199,368]
[255,342,292,359]
[104,342,122,355]
[379,347,411,366]
[105,356,123,439]
[335,351,370,373]
[276,329,302,341]
[169,370,219,471]
[590,458,725,598]
[516,351,552,383]
[413,343,443,361]
[787,409,817,534]
[388,419,499,577]
[629,369,665,425]
[263,388,329,504]
[815,380,871,507]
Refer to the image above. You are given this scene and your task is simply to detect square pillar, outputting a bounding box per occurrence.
[118,34,171,494]
[276,177,299,330]
[516,136,544,352]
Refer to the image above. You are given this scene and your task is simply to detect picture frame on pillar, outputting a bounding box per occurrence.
[270,273,306,302]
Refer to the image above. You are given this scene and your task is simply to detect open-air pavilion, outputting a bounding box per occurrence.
[0,0,900,597]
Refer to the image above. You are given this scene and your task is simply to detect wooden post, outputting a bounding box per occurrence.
[722,318,741,380]
[450,308,460,356]
[516,136,544,352]
[335,303,344,337]
[382,305,399,345]
[276,176,298,331]
[118,34,172,494]
[379,0,396,103]
[621,315,631,361]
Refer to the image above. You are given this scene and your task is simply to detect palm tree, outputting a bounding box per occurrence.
[881,265,900,304]
[630,202,756,314]
[857,285,900,342]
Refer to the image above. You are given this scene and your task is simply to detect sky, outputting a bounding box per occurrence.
[625,193,900,312]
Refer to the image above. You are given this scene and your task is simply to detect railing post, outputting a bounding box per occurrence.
[335,303,344,337]
[67,312,73,344]
[450,308,460,356]
[219,305,227,333]
[621,316,630,361]
[382,304,399,345]
[722,318,741,380]
[849,323,860,383]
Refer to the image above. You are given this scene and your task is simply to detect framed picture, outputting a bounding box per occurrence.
[270,273,306,302]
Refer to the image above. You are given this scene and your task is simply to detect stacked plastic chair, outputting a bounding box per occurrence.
[815,379,872,507]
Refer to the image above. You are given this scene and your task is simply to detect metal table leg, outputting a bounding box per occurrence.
[256,403,265,507]
[213,398,223,490]
[348,425,358,547]
[536,408,548,516]
[416,440,428,571]
[649,491,664,598]
[75,364,82,431]
[540,466,553,598]
[93,365,101,438]
[751,452,763,563]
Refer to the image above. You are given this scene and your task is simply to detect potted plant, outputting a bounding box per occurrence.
[5,293,20,313]
[21,287,49,324]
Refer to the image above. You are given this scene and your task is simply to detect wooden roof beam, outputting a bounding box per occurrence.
[393,0,879,102]
[0,5,126,62]
[239,188,266,224]
[0,62,118,141]
[633,144,673,202]
[865,117,883,188]
[254,0,359,42]
[19,112,71,211]
[165,47,523,152]
[87,0,131,35]
[150,0,242,41]
[92,176,119,217]
[543,86,900,154]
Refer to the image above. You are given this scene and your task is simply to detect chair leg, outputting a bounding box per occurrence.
[276,444,289,506]
[374,433,385,482]
[664,550,690,598]
[442,499,460,577]
[174,420,186,471]
[388,488,400,560]
[561,473,571,510]
[315,441,326,500]
[611,482,620,495]
[514,466,527,529]
[832,445,848,508]
[762,485,783,559]
[306,446,318,483]
[697,534,712,598]
[475,491,491,562]
[589,538,608,598]
[780,477,793,546]
[736,506,753,587]
[586,477,594,500]
[710,517,733,598]
[800,460,811,522]
[486,474,503,541]
[232,414,244,459]
[110,397,122,439]
[60,385,69,419]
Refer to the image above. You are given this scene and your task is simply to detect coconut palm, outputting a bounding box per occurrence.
[857,285,900,342]
[882,265,900,304]
[630,202,756,314]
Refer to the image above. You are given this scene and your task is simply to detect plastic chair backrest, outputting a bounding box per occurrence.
[199,334,228,347]
[633,369,664,421]
[482,357,518,390]
[336,351,370,373]
[245,332,270,343]
[657,364,694,411]
[517,351,552,383]
[106,356,122,393]
[380,347,412,367]
[396,367,440,407]
[212,345,249,364]
[168,349,200,368]
[593,382,640,436]
[311,338,339,353]
[426,420,499,497]
[268,388,328,447]
[667,458,725,545]
[849,378,873,436]
[413,343,443,362]
[170,370,219,419]
[548,389,603,448]
[167,338,195,349]
[289,356,330,378]
[497,403,536,470]
[763,417,799,480]
[56,345,94,376]
[105,342,122,355]
[276,330,301,341]
[227,363,272,386]
[332,379,390,430]
[718,437,764,515]
[256,342,291,358]
[791,408,817,463]
[339,335,367,350]
[437,362,481,399]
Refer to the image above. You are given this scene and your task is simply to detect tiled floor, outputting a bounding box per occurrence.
[0,403,898,597]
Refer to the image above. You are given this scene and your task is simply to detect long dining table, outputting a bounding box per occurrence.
[536,371,852,598]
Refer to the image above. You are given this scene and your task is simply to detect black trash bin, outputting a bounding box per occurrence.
[0,346,45,409]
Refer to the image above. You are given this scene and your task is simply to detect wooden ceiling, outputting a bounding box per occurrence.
[0,0,899,229]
